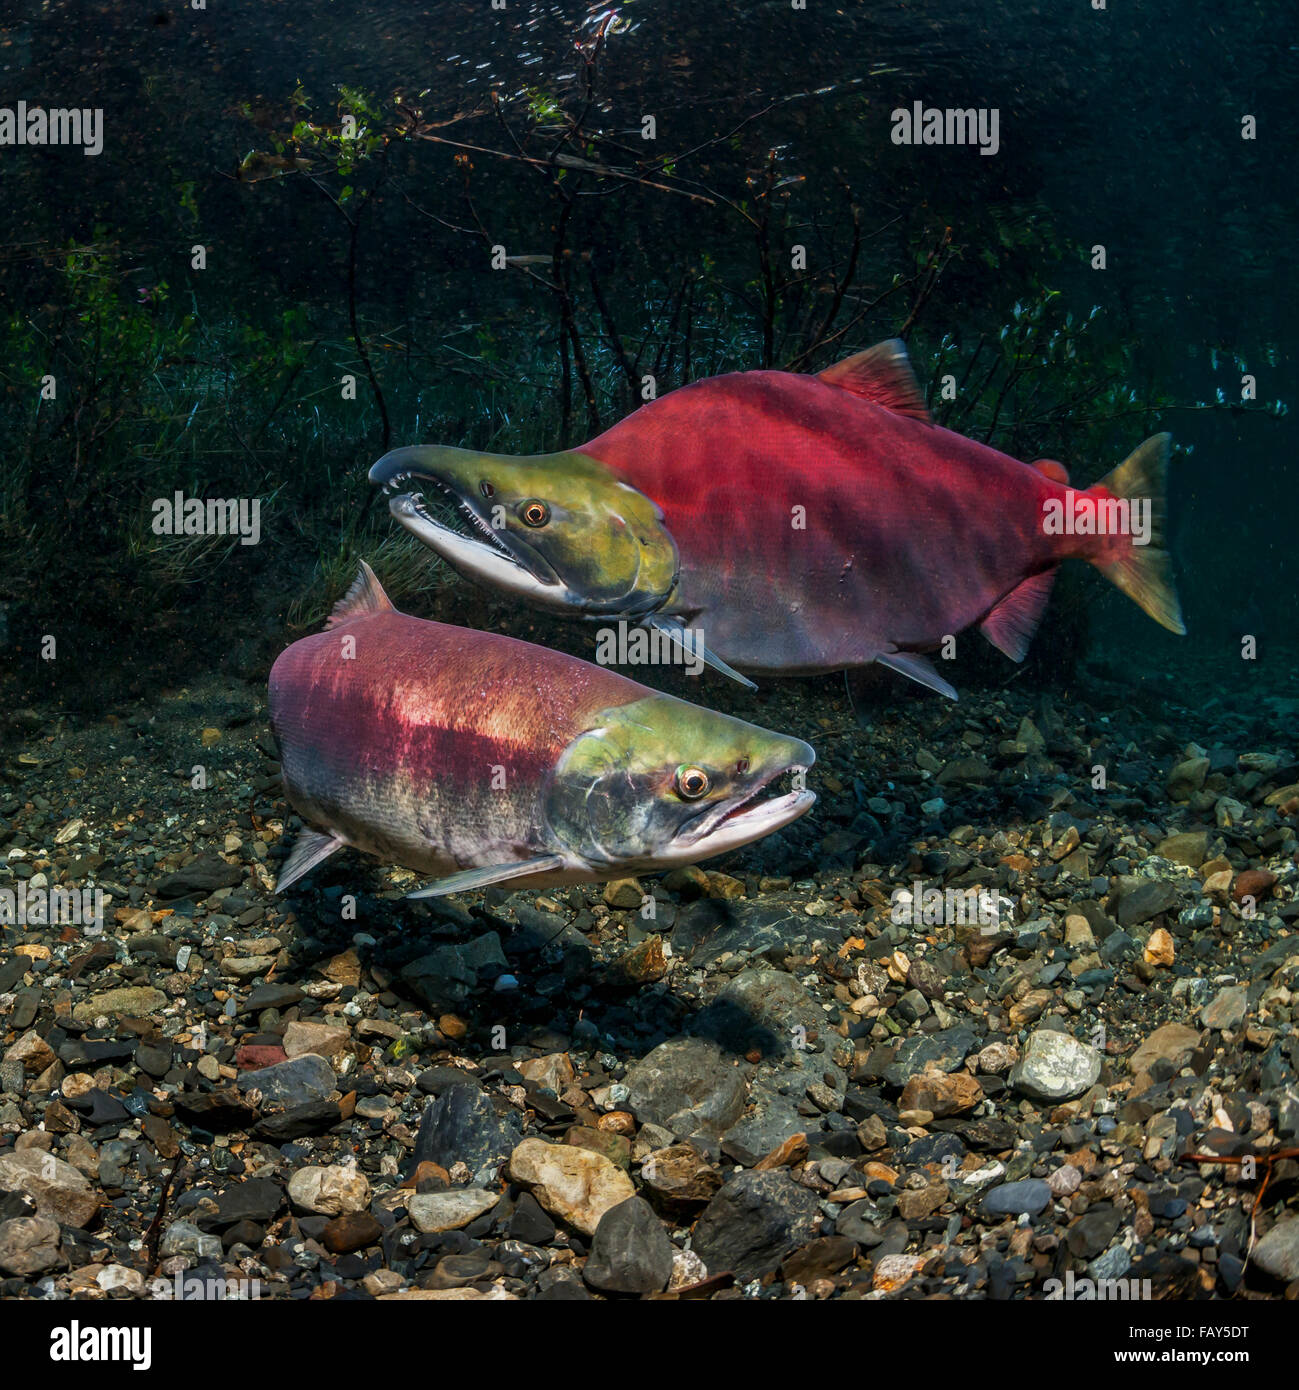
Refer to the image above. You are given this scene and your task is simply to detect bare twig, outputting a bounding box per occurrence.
[1181,1145,1299,1276]
[145,1152,187,1274]
[897,225,953,340]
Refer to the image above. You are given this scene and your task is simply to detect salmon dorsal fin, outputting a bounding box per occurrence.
[1032,458,1070,484]
[817,339,931,422]
[326,559,395,629]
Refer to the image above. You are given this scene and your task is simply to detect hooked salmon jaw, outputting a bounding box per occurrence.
[383,485,579,610]
[371,444,683,620]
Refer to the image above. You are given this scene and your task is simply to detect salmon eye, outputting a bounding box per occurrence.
[479,480,495,499]
[520,499,549,527]
[736,757,750,775]
[676,765,710,799]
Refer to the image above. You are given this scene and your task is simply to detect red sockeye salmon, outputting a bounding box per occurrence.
[369,340,1183,698]
[268,563,815,895]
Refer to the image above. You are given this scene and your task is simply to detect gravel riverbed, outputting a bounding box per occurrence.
[1,656,1296,1301]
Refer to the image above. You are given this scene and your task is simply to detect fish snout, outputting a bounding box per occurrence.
[759,733,816,785]
[369,446,471,494]
[788,736,816,774]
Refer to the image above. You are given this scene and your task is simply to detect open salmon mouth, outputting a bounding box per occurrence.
[375,473,662,619]
[675,760,816,850]
[389,476,509,553]
[380,470,564,590]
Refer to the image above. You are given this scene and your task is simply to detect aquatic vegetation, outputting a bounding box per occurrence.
[0,34,1281,655]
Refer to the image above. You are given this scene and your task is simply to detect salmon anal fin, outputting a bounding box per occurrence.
[407,854,566,899]
[979,570,1057,662]
[276,827,345,892]
[326,559,395,629]
[1032,459,1070,484]
[876,649,958,700]
[817,339,931,423]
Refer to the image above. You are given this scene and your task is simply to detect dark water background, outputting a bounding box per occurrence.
[0,0,1292,710]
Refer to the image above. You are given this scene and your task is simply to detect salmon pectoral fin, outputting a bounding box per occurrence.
[979,569,1057,662]
[644,615,758,690]
[1089,433,1186,636]
[1032,458,1070,484]
[876,650,959,701]
[276,827,346,892]
[407,854,567,899]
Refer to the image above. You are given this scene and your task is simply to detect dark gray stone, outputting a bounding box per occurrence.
[625,1038,747,1140]
[1066,1203,1123,1258]
[10,991,39,1030]
[1114,880,1180,928]
[694,968,823,1058]
[582,1196,674,1293]
[691,1170,821,1281]
[153,855,245,898]
[1201,985,1248,1032]
[833,1200,886,1247]
[411,1082,522,1174]
[671,900,811,967]
[883,1027,978,1088]
[213,1177,284,1227]
[237,1054,336,1108]
[67,1088,131,1126]
[982,1179,1052,1218]
[720,1081,807,1166]
[239,984,305,1014]
[508,1191,555,1246]
[1253,1215,1299,1283]
[134,1042,172,1079]
[400,933,508,1011]
[0,955,32,994]
[252,1100,341,1140]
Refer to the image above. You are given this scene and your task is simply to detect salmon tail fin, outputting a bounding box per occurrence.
[326,558,395,629]
[1090,433,1186,635]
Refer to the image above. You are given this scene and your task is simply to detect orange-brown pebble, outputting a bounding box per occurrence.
[1232,869,1276,904]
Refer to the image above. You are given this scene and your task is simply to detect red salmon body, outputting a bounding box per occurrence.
[267,563,817,895]
[585,368,1089,674]
[370,339,1183,694]
[270,608,633,875]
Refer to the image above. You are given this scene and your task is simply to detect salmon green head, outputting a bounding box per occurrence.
[544,694,815,873]
[370,445,679,617]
